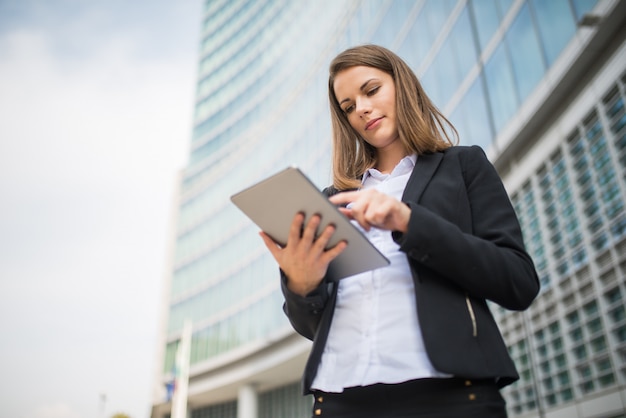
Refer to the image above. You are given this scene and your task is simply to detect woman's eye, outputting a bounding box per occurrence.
[344,105,354,114]
[367,86,380,96]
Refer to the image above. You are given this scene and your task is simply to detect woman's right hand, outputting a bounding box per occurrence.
[259,213,347,296]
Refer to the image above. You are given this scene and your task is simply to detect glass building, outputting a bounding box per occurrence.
[151,1,626,417]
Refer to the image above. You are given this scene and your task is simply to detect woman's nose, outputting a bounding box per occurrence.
[355,97,371,117]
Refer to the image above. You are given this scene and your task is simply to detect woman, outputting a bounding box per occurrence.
[260,45,539,418]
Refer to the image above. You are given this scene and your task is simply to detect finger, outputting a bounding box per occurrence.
[329,191,360,206]
[320,240,348,264]
[287,212,305,244]
[337,207,354,219]
[301,214,322,242]
[259,231,282,261]
[311,222,337,251]
[348,201,372,231]
[364,201,389,226]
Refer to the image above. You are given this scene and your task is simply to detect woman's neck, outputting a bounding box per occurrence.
[374,145,407,174]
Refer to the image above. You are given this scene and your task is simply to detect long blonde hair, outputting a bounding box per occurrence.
[328,44,458,190]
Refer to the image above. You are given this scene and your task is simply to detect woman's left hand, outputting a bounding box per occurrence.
[329,189,411,233]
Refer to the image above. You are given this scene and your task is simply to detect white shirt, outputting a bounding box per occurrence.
[311,155,450,393]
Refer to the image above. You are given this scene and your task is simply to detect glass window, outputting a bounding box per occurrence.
[452,78,494,148]
[549,321,560,334]
[547,394,557,406]
[424,0,456,34]
[498,0,514,16]
[569,136,585,156]
[611,113,626,134]
[610,305,626,323]
[469,0,501,51]
[570,328,583,342]
[606,92,624,118]
[611,216,626,238]
[561,388,574,401]
[529,0,577,66]
[484,42,518,131]
[506,3,546,102]
[400,9,435,71]
[591,335,607,353]
[371,1,415,48]
[430,36,460,106]
[567,311,579,325]
[571,0,599,21]
[543,377,554,390]
[587,317,603,334]
[615,325,626,342]
[584,301,599,316]
[450,6,477,81]
[573,345,587,360]
[421,69,442,108]
[578,365,592,378]
[605,287,623,304]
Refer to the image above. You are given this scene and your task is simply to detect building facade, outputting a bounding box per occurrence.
[151,1,626,417]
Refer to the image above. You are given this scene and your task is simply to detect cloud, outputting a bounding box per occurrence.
[0,1,199,417]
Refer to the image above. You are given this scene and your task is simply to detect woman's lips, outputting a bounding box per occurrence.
[365,117,383,130]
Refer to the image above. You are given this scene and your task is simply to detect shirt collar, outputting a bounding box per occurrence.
[361,154,417,184]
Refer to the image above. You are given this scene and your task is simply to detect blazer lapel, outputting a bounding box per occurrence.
[402,151,444,203]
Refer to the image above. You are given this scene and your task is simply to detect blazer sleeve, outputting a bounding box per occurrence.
[393,146,539,310]
[278,185,342,340]
[280,270,332,340]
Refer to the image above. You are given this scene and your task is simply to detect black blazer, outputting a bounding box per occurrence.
[281,145,540,394]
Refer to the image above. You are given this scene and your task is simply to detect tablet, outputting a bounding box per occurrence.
[230,167,390,280]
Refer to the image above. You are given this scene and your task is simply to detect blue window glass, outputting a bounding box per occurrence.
[498,0,514,16]
[421,67,442,108]
[450,6,478,81]
[506,3,546,102]
[429,36,459,106]
[452,78,494,148]
[484,42,518,132]
[371,1,415,48]
[571,0,599,21]
[469,0,500,51]
[424,0,456,34]
[529,0,577,66]
[400,9,435,71]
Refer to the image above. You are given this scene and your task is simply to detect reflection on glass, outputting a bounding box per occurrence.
[450,78,493,149]
[571,0,599,21]
[506,3,546,102]
[469,0,500,51]
[399,9,435,71]
[497,0,515,17]
[371,1,415,48]
[450,6,477,82]
[484,42,518,132]
[432,36,459,106]
[530,0,577,66]
[464,78,493,148]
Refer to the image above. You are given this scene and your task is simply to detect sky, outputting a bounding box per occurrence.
[0,0,202,417]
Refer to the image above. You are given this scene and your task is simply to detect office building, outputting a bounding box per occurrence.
[151,1,626,417]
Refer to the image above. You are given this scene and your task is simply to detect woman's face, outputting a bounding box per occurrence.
[333,66,400,152]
